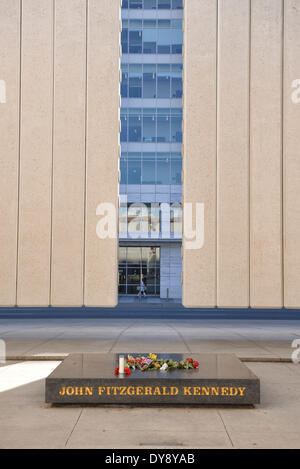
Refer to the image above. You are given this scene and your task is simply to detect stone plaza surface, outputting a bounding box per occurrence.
[0,360,299,449]
[0,309,299,448]
[46,353,260,405]
[0,306,299,360]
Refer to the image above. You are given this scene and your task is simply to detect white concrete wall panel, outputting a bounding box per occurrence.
[217,0,250,307]
[250,0,283,308]
[283,0,300,308]
[17,0,53,306]
[0,0,20,305]
[182,0,217,308]
[84,0,120,306]
[51,0,86,306]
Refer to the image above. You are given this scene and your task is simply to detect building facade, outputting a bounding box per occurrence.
[0,0,300,309]
[119,0,183,300]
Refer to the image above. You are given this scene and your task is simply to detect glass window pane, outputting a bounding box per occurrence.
[172,27,183,54]
[157,114,170,142]
[121,67,128,97]
[171,114,182,142]
[121,27,128,54]
[129,114,142,142]
[119,247,127,264]
[143,28,157,54]
[157,65,170,98]
[127,267,141,284]
[157,154,170,184]
[171,153,182,184]
[128,153,141,183]
[144,0,157,8]
[149,204,160,234]
[142,153,156,184]
[143,65,156,98]
[129,65,142,98]
[170,203,182,234]
[143,114,156,143]
[172,0,182,9]
[171,65,182,98]
[158,0,171,9]
[120,115,128,142]
[127,247,141,265]
[127,285,140,295]
[129,0,142,8]
[119,203,128,233]
[122,0,129,9]
[129,22,142,53]
[157,26,170,54]
[120,155,127,185]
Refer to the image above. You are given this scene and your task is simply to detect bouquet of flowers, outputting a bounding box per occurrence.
[124,353,199,372]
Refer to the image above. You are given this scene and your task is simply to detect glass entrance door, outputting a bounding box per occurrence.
[119,247,160,296]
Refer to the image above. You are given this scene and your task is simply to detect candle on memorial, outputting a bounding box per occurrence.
[119,355,125,374]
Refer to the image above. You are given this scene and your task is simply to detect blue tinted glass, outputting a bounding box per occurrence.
[121,27,128,54]
[171,153,182,184]
[143,28,156,54]
[172,27,183,54]
[172,0,182,9]
[122,0,129,8]
[157,27,170,54]
[129,115,142,142]
[143,65,156,98]
[157,154,170,184]
[121,115,128,142]
[128,155,141,183]
[129,65,142,98]
[157,65,170,98]
[121,68,128,97]
[171,115,182,142]
[144,0,157,8]
[143,115,156,142]
[142,154,156,184]
[129,30,142,54]
[120,156,128,184]
[171,65,182,98]
[158,0,171,9]
[157,114,170,142]
[129,0,142,8]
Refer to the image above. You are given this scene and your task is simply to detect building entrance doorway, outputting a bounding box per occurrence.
[119,247,160,296]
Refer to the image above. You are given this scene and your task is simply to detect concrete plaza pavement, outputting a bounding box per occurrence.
[0,303,299,359]
[0,304,300,449]
[0,360,300,448]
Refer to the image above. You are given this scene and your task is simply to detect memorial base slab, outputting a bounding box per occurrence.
[46,353,260,405]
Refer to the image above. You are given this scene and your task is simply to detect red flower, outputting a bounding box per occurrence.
[193,361,199,368]
[114,367,131,376]
[186,358,194,363]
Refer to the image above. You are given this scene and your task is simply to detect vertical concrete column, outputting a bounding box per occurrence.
[182,0,217,307]
[0,0,20,305]
[84,0,120,306]
[17,0,53,306]
[250,0,283,308]
[51,0,86,306]
[283,0,300,308]
[217,0,250,307]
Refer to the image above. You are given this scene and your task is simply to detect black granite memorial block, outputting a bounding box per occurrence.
[46,353,260,405]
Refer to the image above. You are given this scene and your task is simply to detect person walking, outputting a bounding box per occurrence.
[138,279,147,299]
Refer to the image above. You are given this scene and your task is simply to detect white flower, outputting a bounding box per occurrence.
[160,363,168,372]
